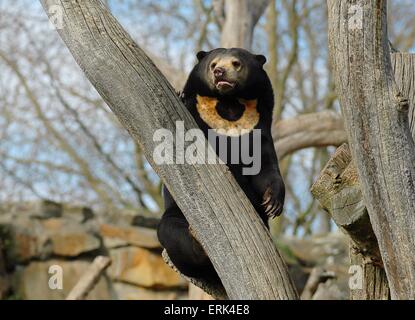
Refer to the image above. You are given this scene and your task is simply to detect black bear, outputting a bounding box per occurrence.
[157,48,285,282]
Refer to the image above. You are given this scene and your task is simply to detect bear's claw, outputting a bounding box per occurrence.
[262,186,283,218]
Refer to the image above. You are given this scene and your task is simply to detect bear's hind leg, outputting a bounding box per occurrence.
[157,205,219,281]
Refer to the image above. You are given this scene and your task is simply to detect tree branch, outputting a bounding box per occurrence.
[220,0,271,50]
[274,111,347,159]
[66,256,111,300]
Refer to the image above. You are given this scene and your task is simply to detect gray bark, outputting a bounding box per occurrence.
[40,0,298,300]
[220,0,271,50]
[328,0,415,299]
[392,53,415,139]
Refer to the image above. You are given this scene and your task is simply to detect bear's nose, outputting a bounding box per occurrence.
[213,67,226,78]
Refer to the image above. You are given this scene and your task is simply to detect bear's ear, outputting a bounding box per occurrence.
[255,54,267,66]
[196,51,209,62]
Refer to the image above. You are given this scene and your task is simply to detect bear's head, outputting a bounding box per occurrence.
[187,48,269,98]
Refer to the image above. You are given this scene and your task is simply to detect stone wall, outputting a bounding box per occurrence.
[0,201,187,300]
[0,200,351,300]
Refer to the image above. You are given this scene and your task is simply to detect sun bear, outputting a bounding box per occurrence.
[157,48,285,282]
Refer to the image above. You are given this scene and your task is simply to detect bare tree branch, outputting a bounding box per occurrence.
[274,111,347,159]
[66,256,111,300]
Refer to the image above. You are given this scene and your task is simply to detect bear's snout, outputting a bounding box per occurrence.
[213,67,226,78]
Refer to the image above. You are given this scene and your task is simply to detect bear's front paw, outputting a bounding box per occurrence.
[262,183,284,218]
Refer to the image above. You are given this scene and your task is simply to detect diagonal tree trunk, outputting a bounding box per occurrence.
[328,0,415,299]
[39,0,298,300]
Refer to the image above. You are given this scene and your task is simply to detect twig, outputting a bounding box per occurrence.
[300,267,336,300]
[66,256,111,300]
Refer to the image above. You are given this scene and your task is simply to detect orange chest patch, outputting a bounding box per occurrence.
[196,95,260,137]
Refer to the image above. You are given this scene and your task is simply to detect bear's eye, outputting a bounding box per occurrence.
[232,60,241,68]
[210,62,217,70]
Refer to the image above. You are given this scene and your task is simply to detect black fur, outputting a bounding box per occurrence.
[157,48,285,280]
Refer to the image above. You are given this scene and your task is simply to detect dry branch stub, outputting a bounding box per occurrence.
[311,144,381,266]
[311,144,389,299]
